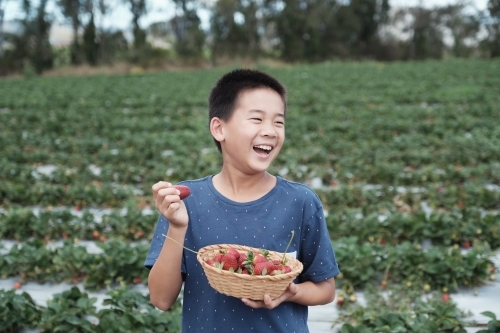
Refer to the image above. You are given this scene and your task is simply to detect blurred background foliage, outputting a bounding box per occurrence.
[0,0,499,76]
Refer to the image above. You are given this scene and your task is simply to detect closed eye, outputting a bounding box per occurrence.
[251,118,262,121]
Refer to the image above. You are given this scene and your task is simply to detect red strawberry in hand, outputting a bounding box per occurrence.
[174,185,190,200]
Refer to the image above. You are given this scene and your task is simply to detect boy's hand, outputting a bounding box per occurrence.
[152,181,189,228]
[241,283,299,309]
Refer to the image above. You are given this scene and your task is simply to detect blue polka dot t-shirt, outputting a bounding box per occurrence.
[145,175,340,333]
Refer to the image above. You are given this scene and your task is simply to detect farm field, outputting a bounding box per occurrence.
[1,59,500,332]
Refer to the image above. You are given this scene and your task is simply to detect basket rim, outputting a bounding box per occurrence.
[196,243,303,280]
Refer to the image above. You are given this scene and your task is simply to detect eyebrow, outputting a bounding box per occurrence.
[248,109,285,118]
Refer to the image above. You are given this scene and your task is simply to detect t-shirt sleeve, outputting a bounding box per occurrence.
[298,200,340,283]
[144,214,187,275]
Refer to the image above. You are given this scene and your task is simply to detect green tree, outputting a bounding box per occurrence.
[439,3,480,58]
[484,0,500,56]
[124,0,147,49]
[83,12,98,65]
[393,5,445,60]
[349,0,390,54]
[171,0,205,60]
[210,0,259,62]
[13,0,54,74]
[0,0,8,57]
[96,0,112,63]
[263,0,336,61]
[57,0,84,64]
[262,0,389,62]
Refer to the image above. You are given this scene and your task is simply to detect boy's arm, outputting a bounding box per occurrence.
[288,278,336,305]
[148,181,189,311]
[148,225,186,311]
[242,278,336,309]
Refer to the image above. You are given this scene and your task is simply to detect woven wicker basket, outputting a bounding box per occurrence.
[196,243,303,300]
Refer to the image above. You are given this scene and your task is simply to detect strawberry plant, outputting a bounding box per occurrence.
[476,311,500,333]
[333,237,495,291]
[83,239,150,290]
[335,284,469,333]
[38,286,98,333]
[0,289,42,332]
[3,240,57,283]
[0,206,157,242]
[96,288,182,333]
[52,241,96,284]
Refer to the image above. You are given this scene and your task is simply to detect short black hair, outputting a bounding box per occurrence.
[208,69,287,153]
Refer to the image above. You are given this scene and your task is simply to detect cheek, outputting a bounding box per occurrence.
[278,130,285,142]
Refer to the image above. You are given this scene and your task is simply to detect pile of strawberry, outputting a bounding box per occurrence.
[205,248,293,276]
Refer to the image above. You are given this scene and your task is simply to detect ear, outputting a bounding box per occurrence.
[210,117,225,143]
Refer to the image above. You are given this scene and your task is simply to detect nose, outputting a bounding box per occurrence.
[260,121,277,137]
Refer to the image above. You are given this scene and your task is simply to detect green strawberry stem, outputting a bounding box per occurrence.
[162,234,199,254]
[281,230,295,264]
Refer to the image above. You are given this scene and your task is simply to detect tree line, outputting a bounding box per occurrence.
[0,0,499,76]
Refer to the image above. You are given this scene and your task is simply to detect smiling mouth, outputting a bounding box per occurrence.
[253,145,273,155]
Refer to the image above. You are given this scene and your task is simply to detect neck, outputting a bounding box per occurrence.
[213,167,276,202]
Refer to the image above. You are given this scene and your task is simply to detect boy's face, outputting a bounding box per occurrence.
[219,88,285,174]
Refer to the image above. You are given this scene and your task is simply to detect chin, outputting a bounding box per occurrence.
[249,163,273,174]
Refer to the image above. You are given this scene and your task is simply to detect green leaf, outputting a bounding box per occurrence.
[481,311,497,320]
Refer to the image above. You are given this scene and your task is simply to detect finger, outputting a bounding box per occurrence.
[152,181,172,194]
[159,184,183,202]
[155,190,179,210]
[157,195,181,217]
[263,295,275,309]
[241,298,265,308]
[157,187,179,198]
[288,283,299,295]
[166,202,181,215]
[152,182,172,200]
[263,284,298,309]
[274,283,298,304]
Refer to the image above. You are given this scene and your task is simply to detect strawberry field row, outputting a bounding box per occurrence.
[0,237,495,293]
[2,145,500,186]
[1,286,182,333]
[2,136,499,187]
[334,284,500,333]
[317,182,500,211]
[327,207,500,249]
[334,237,495,291]
[5,284,489,333]
[0,206,156,242]
[1,239,150,290]
[1,204,499,249]
[1,176,499,209]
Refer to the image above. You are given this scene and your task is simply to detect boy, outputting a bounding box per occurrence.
[145,69,340,332]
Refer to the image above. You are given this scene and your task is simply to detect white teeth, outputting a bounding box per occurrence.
[254,145,272,151]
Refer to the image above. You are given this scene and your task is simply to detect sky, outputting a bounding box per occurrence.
[3,0,490,32]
